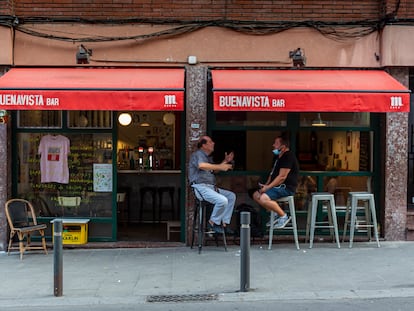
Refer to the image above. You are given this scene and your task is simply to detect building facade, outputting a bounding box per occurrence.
[0,0,413,249]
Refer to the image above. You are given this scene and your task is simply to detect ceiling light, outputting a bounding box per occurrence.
[312,113,327,127]
[118,113,132,126]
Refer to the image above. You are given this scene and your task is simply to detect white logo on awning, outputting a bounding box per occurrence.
[164,95,177,107]
[390,96,403,109]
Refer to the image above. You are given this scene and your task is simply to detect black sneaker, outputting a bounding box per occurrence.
[207,223,224,234]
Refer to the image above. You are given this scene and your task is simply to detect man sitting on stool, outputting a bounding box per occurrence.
[253,135,299,229]
[189,135,236,234]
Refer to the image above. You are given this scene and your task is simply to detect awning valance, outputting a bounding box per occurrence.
[212,70,410,112]
[0,68,185,111]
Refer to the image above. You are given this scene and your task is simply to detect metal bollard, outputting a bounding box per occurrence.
[240,211,250,292]
[53,219,63,297]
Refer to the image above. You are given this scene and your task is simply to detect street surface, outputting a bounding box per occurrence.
[3,297,414,311]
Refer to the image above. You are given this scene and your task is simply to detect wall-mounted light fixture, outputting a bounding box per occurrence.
[76,44,92,64]
[162,112,176,125]
[289,48,306,67]
[187,55,197,65]
[118,113,132,126]
[311,113,327,127]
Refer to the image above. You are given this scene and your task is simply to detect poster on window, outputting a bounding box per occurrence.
[93,164,112,192]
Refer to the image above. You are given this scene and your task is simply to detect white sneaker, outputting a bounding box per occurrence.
[274,215,291,229]
[266,214,280,227]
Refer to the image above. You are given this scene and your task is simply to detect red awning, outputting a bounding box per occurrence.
[0,68,185,111]
[212,70,410,112]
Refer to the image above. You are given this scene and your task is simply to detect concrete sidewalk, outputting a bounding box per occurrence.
[1,241,414,307]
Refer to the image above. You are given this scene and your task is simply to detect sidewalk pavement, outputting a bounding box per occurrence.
[1,241,414,307]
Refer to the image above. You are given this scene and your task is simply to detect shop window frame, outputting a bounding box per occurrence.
[11,110,117,243]
[206,80,382,237]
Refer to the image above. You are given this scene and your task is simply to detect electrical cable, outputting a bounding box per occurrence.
[0,15,413,44]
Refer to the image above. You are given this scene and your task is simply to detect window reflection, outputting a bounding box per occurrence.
[16,132,113,218]
[300,112,370,127]
[297,131,371,171]
[215,111,287,126]
[18,111,62,128]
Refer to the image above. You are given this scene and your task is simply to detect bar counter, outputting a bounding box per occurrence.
[118,170,181,174]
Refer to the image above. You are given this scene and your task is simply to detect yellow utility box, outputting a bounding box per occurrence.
[51,218,90,245]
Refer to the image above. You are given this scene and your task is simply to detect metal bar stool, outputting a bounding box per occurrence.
[268,196,300,250]
[190,186,227,254]
[343,192,380,248]
[139,187,157,222]
[157,186,175,222]
[306,192,341,248]
[116,192,128,227]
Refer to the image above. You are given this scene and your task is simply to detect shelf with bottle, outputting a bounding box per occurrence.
[117,146,173,170]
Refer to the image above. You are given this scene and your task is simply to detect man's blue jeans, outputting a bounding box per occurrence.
[191,184,236,225]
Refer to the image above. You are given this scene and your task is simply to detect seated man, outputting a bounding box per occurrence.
[189,135,236,234]
[253,135,299,229]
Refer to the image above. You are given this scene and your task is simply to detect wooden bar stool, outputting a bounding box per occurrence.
[268,196,300,250]
[306,192,341,248]
[343,192,380,248]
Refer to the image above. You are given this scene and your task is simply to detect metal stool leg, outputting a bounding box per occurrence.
[191,199,198,249]
[368,196,380,247]
[309,195,318,249]
[288,197,300,250]
[305,202,311,243]
[198,202,204,254]
[268,211,275,250]
[349,195,358,248]
[342,197,351,242]
[328,197,341,248]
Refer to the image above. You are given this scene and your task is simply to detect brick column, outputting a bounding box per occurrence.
[0,116,8,251]
[384,68,409,240]
[185,65,208,245]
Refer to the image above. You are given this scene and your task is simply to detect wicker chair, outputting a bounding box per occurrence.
[5,199,48,260]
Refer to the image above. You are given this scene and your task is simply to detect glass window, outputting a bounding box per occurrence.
[215,111,287,127]
[16,132,113,218]
[300,112,370,127]
[212,130,283,171]
[297,130,372,172]
[18,111,62,128]
[68,111,112,128]
[117,111,177,170]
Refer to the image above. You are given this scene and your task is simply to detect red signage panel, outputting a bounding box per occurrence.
[0,68,185,111]
[0,90,184,111]
[214,91,409,112]
[212,70,411,112]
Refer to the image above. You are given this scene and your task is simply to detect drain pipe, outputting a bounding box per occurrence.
[240,211,250,292]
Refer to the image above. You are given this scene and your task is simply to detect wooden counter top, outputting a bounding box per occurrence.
[118,170,181,174]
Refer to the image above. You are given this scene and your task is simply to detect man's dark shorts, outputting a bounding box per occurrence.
[265,184,294,200]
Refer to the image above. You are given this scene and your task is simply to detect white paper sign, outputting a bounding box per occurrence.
[93,164,113,192]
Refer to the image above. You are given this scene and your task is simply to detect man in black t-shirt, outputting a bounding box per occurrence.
[253,136,299,229]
